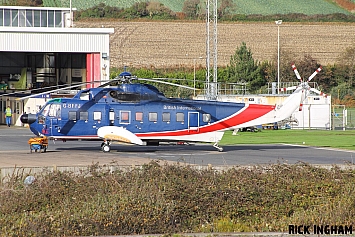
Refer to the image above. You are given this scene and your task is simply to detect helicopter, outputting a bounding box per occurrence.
[19,64,322,152]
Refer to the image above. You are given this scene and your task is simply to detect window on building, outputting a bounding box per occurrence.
[0,8,67,28]
[18,10,26,27]
[11,10,18,27]
[48,10,54,27]
[41,10,47,27]
[55,10,62,27]
[34,10,40,27]
[26,10,33,27]
[0,9,3,26]
[4,9,10,26]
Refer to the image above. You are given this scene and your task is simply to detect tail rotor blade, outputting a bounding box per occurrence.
[291,63,302,82]
[308,66,322,82]
[279,86,297,92]
[310,87,327,97]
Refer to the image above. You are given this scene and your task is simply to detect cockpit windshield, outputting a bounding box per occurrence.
[40,103,61,118]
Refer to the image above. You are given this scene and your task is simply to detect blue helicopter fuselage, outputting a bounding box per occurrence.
[25,83,275,143]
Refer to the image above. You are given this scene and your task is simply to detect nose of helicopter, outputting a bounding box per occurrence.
[20,113,37,124]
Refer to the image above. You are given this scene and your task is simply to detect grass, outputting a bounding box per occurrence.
[220,129,355,150]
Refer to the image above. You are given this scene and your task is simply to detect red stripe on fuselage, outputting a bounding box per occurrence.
[137,104,274,137]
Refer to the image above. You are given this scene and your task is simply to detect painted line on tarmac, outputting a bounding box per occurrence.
[0,134,31,136]
[282,143,355,153]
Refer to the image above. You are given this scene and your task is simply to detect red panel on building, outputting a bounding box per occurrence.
[86,53,101,89]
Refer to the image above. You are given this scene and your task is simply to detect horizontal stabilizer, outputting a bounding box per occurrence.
[97,126,143,145]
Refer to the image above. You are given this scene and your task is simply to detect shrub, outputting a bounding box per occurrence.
[1,162,355,235]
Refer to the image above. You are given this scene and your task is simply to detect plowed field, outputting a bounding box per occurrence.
[76,20,355,68]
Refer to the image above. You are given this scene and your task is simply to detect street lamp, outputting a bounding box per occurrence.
[194,56,203,97]
[275,20,282,94]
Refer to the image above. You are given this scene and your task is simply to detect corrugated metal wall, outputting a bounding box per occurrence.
[0,31,111,53]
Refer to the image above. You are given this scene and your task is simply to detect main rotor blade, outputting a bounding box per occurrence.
[0,83,82,97]
[16,84,87,101]
[151,77,196,82]
[2,79,116,98]
[15,79,114,101]
[137,78,198,90]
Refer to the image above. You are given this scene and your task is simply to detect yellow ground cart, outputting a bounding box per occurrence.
[28,136,48,153]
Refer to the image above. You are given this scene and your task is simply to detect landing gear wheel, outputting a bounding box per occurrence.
[102,144,111,153]
[101,140,111,152]
[213,143,224,152]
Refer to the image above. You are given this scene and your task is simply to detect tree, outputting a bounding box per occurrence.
[146,2,175,19]
[337,45,355,87]
[218,0,235,19]
[9,0,42,6]
[182,0,200,19]
[317,64,337,93]
[227,42,265,92]
[295,55,321,81]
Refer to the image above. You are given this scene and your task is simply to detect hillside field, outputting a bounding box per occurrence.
[47,0,352,14]
[76,20,355,69]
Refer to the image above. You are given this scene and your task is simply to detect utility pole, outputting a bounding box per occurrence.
[275,20,282,94]
[206,0,218,100]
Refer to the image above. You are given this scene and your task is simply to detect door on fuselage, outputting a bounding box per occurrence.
[44,103,61,135]
[188,112,199,131]
[93,105,113,129]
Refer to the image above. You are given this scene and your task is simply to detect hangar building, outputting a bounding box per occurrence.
[0,6,114,126]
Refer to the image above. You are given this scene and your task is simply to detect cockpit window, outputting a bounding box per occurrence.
[48,104,61,118]
[41,104,50,116]
[40,103,61,118]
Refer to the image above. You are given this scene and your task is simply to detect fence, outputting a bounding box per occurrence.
[332,105,355,130]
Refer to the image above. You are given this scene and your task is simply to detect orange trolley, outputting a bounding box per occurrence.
[28,136,48,153]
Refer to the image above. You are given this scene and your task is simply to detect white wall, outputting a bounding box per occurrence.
[216,94,332,130]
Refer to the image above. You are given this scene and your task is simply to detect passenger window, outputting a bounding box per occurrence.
[149,112,158,122]
[80,111,88,120]
[68,111,76,120]
[120,111,130,124]
[94,111,101,120]
[203,114,211,122]
[162,112,170,122]
[136,112,143,122]
[176,112,184,122]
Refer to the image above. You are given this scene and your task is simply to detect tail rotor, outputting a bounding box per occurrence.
[289,63,324,111]
[290,63,324,95]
